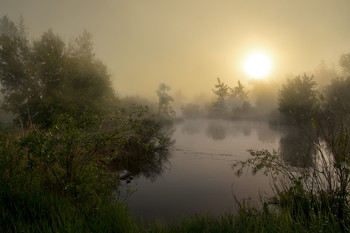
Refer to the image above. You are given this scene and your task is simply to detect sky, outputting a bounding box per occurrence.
[1,0,350,99]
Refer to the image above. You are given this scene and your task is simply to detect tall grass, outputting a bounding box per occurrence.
[150,204,345,233]
[1,188,347,233]
[0,187,143,233]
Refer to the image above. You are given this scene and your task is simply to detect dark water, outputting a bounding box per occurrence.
[119,119,285,223]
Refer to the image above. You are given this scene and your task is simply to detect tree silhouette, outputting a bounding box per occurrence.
[231,80,248,101]
[0,16,117,128]
[339,52,350,77]
[278,74,319,124]
[211,78,229,116]
[156,83,174,117]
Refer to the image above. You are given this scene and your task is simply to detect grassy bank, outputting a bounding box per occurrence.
[0,111,165,232]
[1,190,347,233]
[0,115,349,232]
[0,188,140,233]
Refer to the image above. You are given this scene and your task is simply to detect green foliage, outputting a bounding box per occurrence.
[0,106,174,232]
[0,16,31,127]
[0,16,117,128]
[119,95,157,114]
[2,190,345,233]
[278,74,319,124]
[246,70,350,230]
[0,115,118,204]
[0,15,26,39]
[323,76,350,119]
[1,110,348,232]
[0,188,142,233]
[232,121,350,228]
[235,73,350,223]
[233,149,286,178]
[0,107,172,198]
[109,106,174,181]
[150,204,345,233]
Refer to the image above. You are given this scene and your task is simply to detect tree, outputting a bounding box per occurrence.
[319,54,350,132]
[314,60,338,87]
[339,52,350,77]
[323,77,350,119]
[0,16,22,38]
[0,16,31,127]
[212,77,229,102]
[231,80,248,101]
[278,74,319,124]
[211,78,229,116]
[0,16,117,128]
[156,83,174,117]
[229,80,250,114]
[62,30,117,124]
[28,30,68,126]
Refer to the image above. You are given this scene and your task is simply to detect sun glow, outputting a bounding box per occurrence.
[244,52,272,79]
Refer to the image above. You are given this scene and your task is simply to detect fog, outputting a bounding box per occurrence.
[2,0,350,100]
[3,1,350,226]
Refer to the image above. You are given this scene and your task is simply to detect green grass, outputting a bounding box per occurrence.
[151,205,346,233]
[1,187,348,233]
[0,188,141,233]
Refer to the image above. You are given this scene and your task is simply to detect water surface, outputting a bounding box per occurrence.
[120,119,283,223]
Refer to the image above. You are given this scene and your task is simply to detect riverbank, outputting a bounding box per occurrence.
[0,117,348,232]
[1,189,345,233]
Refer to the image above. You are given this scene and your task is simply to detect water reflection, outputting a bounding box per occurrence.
[279,125,316,167]
[242,126,252,136]
[180,119,317,169]
[119,119,326,223]
[122,119,281,223]
[110,122,175,182]
[206,121,227,140]
[111,149,171,182]
[180,119,279,144]
[181,120,201,135]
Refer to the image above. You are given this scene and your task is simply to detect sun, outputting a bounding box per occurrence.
[243,52,272,79]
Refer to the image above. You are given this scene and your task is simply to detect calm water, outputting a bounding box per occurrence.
[119,119,284,223]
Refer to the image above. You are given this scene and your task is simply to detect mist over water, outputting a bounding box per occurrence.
[1,1,350,229]
[119,119,282,223]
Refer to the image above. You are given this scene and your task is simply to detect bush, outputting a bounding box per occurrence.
[278,74,319,124]
[0,106,174,231]
[232,123,350,228]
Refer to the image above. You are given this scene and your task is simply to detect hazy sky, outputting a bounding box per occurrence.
[2,0,350,99]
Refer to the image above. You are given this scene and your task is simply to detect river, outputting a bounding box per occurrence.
[119,119,287,223]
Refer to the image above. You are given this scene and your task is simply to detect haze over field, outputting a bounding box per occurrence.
[2,0,350,99]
